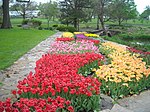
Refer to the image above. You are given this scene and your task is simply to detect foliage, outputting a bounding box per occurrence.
[91,0,111,30]
[140,6,150,20]
[22,19,42,27]
[9,1,38,19]
[52,24,58,27]
[57,25,77,32]
[38,1,59,28]
[107,0,137,25]
[59,0,92,29]
[78,60,102,77]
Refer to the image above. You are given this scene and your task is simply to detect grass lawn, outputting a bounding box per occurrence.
[0,28,55,70]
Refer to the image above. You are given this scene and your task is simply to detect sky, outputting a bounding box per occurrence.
[33,0,150,14]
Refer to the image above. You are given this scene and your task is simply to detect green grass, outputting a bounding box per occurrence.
[0,28,55,70]
[10,18,60,28]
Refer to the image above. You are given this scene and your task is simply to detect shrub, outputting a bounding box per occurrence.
[52,24,58,27]
[67,26,77,32]
[38,26,43,30]
[57,25,77,32]
[22,19,42,27]
[22,19,29,25]
[57,25,67,31]
[31,19,42,27]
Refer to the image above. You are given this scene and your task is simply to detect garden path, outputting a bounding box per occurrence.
[0,32,62,101]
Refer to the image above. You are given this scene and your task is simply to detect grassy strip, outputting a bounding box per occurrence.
[102,34,150,51]
[0,28,55,70]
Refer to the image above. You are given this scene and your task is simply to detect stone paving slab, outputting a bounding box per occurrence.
[118,90,150,112]
[111,104,134,112]
[0,32,62,101]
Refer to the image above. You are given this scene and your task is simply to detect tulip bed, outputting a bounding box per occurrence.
[1,32,150,111]
[0,32,104,112]
[95,42,150,99]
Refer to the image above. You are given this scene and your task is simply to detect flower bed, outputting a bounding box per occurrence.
[56,37,75,42]
[95,42,150,99]
[2,31,149,111]
[0,34,104,111]
[49,40,99,54]
[62,32,74,38]
[84,34,100,38]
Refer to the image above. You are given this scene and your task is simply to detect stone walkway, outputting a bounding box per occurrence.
[0,32,62,101]
[0,32,150,112]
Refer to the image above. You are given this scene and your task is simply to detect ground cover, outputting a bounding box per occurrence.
[0,28,55,70]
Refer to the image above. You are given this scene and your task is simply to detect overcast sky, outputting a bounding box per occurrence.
[33,0,150,14]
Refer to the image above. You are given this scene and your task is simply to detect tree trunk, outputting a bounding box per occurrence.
[99,0,106,33]
[74,18,78,29]
[96,15,100,30]
[118,18,121,26]
[77,19,79,31]
[1,0,12,29]
[47,19,50,29]
[23,4,26,19]
[99,14,106,33]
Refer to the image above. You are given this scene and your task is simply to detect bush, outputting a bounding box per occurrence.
[38,26,43,30]
[52,24,58,27]
[22,19,29,25]
[31,19,42,27]
[57,25,67,31]
[22,19,42,28]
[67,26,77,32]
[57,25,77,32]
[43,27,53,30]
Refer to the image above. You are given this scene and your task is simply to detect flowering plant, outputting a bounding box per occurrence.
[49,40,100,54]
[127,47,150,55]
[2,53,103,111]
[84,34,99,38]
[0,32,104,111]
[74,32,87,34]
[62,32,74,38]
[95,42,150,99]
[0,97,74,112]
[56,37,75,42]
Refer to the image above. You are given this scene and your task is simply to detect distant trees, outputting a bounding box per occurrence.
[39,1,59,28]
[140,6,150,20]
[92,0,111,31]
[107,0,137,25]
[10,1,38,19]
[59,0,92,30]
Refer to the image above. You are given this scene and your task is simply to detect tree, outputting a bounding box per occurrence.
[92,0,111,31]
[59,0,92,30]
[140,6,150,20]
[10,1,38,19]
[107,0,137,25]
[1,0,12,29]
[39,1,58,28]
